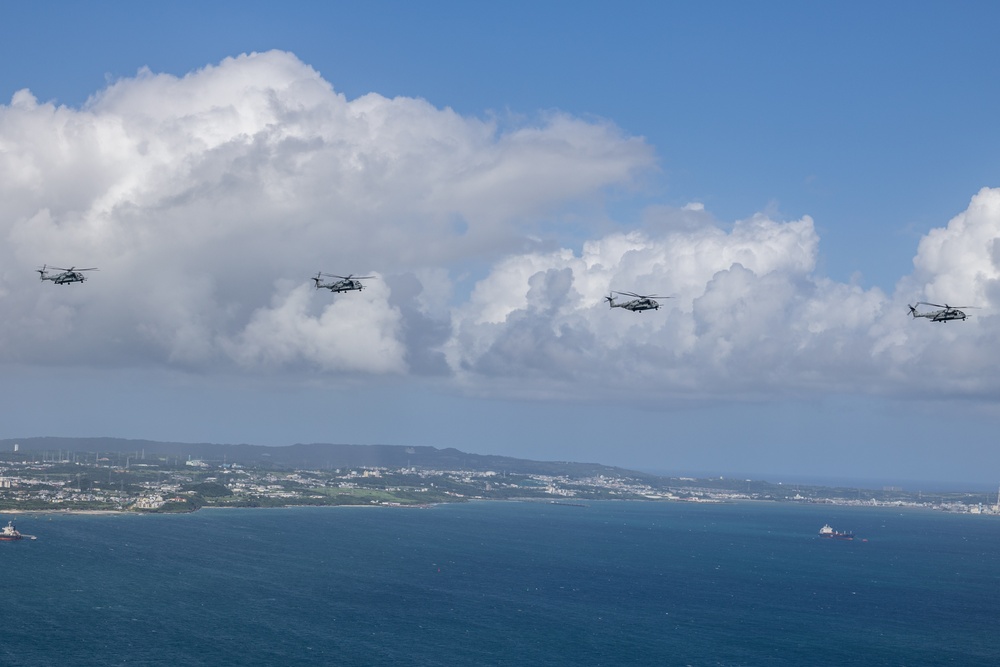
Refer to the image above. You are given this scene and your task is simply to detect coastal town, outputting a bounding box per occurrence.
[1,444,998,515]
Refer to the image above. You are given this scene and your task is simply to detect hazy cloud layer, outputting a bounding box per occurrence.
[2,51,999,404]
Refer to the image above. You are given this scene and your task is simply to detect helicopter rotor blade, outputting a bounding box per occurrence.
[616,291,669,299]
[918,301,977,310]
[319,274,374,280]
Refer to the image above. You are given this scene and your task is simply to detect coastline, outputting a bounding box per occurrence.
[1,508,125,515]
[0,502,440,516]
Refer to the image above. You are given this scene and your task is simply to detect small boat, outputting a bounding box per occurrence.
[819,523,854,540]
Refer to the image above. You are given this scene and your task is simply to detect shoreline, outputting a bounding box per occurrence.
[1,509,125,515]
[0,502,441,516]
[0,495,986,518]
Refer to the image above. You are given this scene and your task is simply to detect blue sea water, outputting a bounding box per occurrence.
[2,501,999,666]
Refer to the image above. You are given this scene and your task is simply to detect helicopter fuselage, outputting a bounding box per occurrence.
[605,291,668,313]
[908,303,969,322]
[614,298,659,312]
[315,279,363,292]
[51,273,85,284]
[920,309,965,322]
[37,266,91,284]
[312,272,373,293]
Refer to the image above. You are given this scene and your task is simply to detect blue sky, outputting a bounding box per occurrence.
[2,2,1000,487]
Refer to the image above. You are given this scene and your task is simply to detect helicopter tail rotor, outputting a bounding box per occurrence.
[907,304,917,318]
[605,294,616,308]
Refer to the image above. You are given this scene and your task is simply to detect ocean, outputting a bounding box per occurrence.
[2,501,999,666]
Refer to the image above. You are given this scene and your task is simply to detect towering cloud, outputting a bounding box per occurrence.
[2,51,999,405]
[0,51,654,375]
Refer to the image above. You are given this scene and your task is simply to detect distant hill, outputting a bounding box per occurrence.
[0,436,652,480]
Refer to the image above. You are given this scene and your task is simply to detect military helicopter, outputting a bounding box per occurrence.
[311,272,373,293]
[605,291,672,313]
[907,302,977,322]
[36,265,97,285]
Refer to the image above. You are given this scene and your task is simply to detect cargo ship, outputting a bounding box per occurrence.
[0,520,35,541]
[819,524,854,540]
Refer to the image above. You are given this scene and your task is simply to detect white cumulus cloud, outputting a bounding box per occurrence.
[3,50,999,409]
[445,189,1000,402]
[0,50,654,376]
